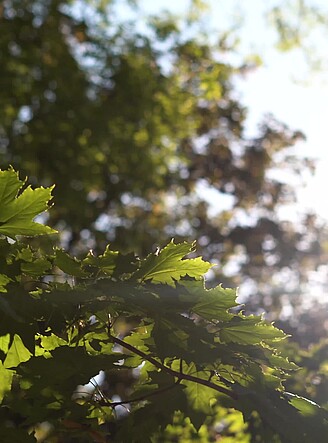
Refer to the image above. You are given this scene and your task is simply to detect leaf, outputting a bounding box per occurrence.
[0,167,23,205]
[36,334,69,357]
[219,315,287,345]
[267,353,298,371]
[0,274,11,292]
[0,334,10,357]
[12,245,52,277]
[285,392,327,418]
[55,248,88,277]
[237,386,328,443]
[0,362,13,403]
[132,240,213,286]
[82,244,118,275]
[152,317,190,360]
[171,360,216,430]
[40,334,68,351]
[0,168,57,238]
[4,334,32,368]
[181,280,237,321]
[21,258,52,277]
[16,246,33,262]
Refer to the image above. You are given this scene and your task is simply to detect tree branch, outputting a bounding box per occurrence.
[109,334,238,401]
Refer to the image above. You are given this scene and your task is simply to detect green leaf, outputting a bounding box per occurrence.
[0,362,13,403]
[16,246,33,262]
[285,392,326,417]
[0,274,11,292]
[152,317,190,360]
[171,360,216,429]
[82,244,118,275]
[181,281,237,321]
[133,240,213,286]
[4,334,32,368]
[0,168,57,238]
[0,334,10,357]
[0,167,23,205]
[21,258,52,277]
[123,327,153,366]
[267,353,298,371]
[36,334,68,357]
[55,248,88,277]
[237,386,328,443]
[40,334,68,351]
[219,315,287,345]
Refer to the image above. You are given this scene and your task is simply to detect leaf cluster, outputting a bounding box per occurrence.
[0,168,327,442]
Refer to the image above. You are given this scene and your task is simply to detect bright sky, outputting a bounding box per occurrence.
[138,0,328,221]
[238,61,328,221]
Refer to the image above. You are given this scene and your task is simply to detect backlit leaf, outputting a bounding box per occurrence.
[82,244,119,275]
[0,274,11,292]
[181,281,237,321]
[133,240,213,286]
[4,334,32,368]
[0,168,57,238]
[219,315,287,345]
[0,362,13,403]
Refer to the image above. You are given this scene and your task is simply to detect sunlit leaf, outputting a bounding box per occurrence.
[133,240,213,286]
[220,315,287,345]
[0,362,13,403]
[82,244,119,275]
[181,281,237,321]
[0,274,11,292]
[4,334,32,368]
[0,168,57,238]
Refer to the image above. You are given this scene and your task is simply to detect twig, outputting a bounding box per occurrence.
[98,381,180,408]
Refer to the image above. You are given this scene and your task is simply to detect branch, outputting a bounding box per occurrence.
[109,334,238,401]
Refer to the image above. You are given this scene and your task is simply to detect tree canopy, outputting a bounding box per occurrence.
[1,0,328,440]
[1,0,326,286]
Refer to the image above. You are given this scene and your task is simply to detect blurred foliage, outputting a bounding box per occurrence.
[267,0,328,68]
[1,0,326,284]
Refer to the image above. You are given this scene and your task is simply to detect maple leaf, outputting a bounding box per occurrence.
[132,240,213,286]
[0,168,57,238]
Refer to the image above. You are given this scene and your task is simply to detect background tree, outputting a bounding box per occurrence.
[1,0,328,438]
[1,0,326,267]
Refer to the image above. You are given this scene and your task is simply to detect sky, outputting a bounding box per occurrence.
[238,59,328,221]
[137,0,328,221]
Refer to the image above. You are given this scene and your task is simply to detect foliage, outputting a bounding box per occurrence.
[0,167,56,238]
[1,1,328,438]
[0,168,327,442]
[1,0,327,323]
